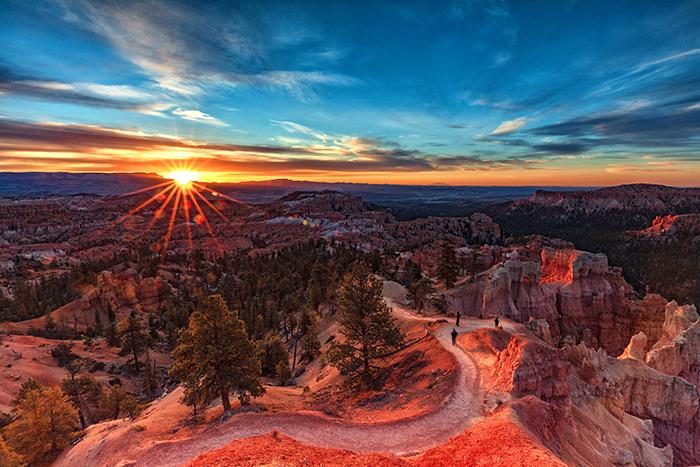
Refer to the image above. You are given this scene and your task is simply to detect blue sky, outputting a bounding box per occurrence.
[1,0,699,185]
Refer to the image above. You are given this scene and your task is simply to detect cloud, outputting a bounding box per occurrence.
[271,120,330,141]
[490,117,527,135]
[171,108,228,126]
[492,52,511,67]
[58,1,357,100]
[0,118,535,175]
[0,62,180,115]
[529,103,700,146]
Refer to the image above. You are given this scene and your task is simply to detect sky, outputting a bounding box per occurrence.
[1,0,700,186]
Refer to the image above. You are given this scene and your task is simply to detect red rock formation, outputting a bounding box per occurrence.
[447,245,670,356]
[490,332,570,405]
[646,302,700,387]
[629,214,700,243]
[520,184,700,214]
[81,269,163,324]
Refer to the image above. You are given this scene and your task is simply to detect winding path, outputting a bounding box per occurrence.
[135,302,491,466]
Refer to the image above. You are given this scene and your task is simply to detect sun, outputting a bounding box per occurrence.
[167,170,198,186]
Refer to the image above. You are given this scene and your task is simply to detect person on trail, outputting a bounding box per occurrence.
[456,311,461,327]
[494,315,500,328]
[451,328,458,346]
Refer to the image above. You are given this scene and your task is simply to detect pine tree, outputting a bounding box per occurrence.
[119,311,148,373]
[327,263,404,388]
[0,436,24,467]
[407,276,435,312]
[436,241,459,289]
[260,334,290,377]
[402,260,422,287]
[170,294,264,414]
[44,311,56,335]
[105,320,119,347]
[11,379,42,407]
[4,387,79,464]
[300,318,321,363]
[275,360,292,386]
[141,356,160,398]
[103,384,140,419]
[61,374,105,428]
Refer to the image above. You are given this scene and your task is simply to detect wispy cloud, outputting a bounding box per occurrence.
[171,108,228,126]
[57,0,357,101]
[271,120,330,141]
[490,117,527,135]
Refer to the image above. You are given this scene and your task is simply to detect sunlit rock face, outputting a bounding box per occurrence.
[646,302,700,387]
[630,214,700,244]
[447,245,669,356]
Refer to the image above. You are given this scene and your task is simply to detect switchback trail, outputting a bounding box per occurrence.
[133,301,492,466]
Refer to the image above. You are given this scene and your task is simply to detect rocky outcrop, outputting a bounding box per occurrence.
[618,332,647,360]
[517,184,700,215]
[80,269,163,323]
[525,318,554,346]
[539,247,608,283]
[491,333,570,405]
[630,214,700,244]
[564,339,700,465]
[471,327,673,466]
[646,302,700,387]
[447,246,666,355]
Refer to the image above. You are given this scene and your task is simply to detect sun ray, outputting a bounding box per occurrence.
[192,182,249,207]
[187,189,214,237]
[117,180,173,199]
[114,183,176,225]
[181,185,193,251]
[193,187,230,223]
[162,186,182,252]
[147,183,179,233]
[100,166,242,256]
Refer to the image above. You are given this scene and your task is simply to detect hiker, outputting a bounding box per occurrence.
[456,311,461,327]
[494,315,500,328]
[451,328,458,346]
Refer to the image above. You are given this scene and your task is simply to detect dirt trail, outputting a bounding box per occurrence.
[129,299,493,466]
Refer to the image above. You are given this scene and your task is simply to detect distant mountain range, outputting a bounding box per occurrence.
[0,172,588,213]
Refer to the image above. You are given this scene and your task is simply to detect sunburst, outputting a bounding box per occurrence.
[107,163,248,254]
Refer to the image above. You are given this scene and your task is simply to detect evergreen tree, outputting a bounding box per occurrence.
[275,360,292,386]
[141,356,160,398]
[300,318,321,363]
[327,264,404,388]
[105,320,119,347]
[260,334,290,377]
[170,294,264,414]
[103,384,140,419]
[11,379,42,407]
[436,241,459,289]
[0,436,24,467]
[61,374,105,428]
[4,387,79,465]
[119,312,148,373]
[44,311,56,335]
[407,276,435,312]
[404,260,423,286]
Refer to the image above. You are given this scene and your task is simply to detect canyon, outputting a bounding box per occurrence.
[1,182,699,466]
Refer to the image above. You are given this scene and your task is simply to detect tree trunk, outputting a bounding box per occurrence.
[292,337,298,372]
[131,330,140,372]
[78,407,87,429]
[220,389,231,413]
[362,344,371,383]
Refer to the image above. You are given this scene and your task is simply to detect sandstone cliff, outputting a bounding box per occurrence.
[447,245,667,355]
